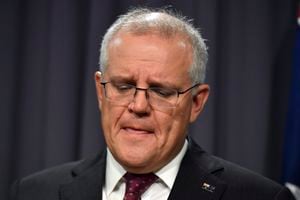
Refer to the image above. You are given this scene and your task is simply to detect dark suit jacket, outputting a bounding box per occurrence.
[11,139,295,200]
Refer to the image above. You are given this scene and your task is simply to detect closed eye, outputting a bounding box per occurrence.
[113,83,135,93]
[150,87,177,98]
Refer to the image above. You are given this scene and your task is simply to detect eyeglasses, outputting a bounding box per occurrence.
[100,81,200,109]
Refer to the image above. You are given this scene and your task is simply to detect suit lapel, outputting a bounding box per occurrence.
[59,151,106,200]
[168,139,227,200]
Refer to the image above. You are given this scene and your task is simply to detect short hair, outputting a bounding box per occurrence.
[99,8,208,84]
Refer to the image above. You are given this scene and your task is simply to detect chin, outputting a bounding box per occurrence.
[118,152,156,170]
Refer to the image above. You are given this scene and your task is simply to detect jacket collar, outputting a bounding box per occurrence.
[167,138,227,200]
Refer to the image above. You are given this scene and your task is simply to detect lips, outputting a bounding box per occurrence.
[119,118,155,136]
[123,127,154,134]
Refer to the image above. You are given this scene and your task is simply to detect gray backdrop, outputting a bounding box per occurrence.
[0,0,298,199]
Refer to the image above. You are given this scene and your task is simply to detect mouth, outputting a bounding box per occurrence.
[122,126,154,135]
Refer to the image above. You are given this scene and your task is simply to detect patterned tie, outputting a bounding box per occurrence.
[123,172,158,200]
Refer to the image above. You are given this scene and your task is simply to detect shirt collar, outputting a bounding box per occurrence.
[155,140,188,189]
[105,149,126,196]
[105,140,188,195]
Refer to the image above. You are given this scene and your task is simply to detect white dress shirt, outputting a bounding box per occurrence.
[102,140,188,200]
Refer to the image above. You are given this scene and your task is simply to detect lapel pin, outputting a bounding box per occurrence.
[201,182,216,193]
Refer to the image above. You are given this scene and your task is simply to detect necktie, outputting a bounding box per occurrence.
[123,172,158,200]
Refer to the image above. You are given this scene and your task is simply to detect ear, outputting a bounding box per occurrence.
[94,71,104,110]
[189,84,210,122]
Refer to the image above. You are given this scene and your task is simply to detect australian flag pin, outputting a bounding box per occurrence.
[201,182,216,193]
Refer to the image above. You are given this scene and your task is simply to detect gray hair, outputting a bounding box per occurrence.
[99,8,208,84]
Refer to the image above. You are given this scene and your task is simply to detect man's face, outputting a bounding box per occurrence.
[95,32,209,173]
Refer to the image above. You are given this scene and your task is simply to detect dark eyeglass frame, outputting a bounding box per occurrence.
[100,82,201,98]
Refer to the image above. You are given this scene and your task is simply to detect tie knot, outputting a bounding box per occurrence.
[123,172,158,200]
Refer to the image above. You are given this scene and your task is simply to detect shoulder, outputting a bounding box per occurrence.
[212,156,294,199]
[17,161,80,188]
[186,139,295,199]
[212,155,282,189]
[11,161,80,200]
[11,152,106,200]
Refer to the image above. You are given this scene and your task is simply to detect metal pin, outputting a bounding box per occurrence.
[202,182,215,193]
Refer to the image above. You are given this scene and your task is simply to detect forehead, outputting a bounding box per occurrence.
[105,32,193,84]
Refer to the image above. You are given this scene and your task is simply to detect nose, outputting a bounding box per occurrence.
[128,88,151,115]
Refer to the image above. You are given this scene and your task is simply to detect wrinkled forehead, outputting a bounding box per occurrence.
[107,31,193,69]
[104,32,193,82]
[104,32,193,85]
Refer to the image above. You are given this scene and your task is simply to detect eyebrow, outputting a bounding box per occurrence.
[147,80,179,90]
[147,76,184,90]
[107,75,181,90]
[107,75,135,84]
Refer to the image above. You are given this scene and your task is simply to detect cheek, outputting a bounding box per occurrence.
[101,103,126,136]
[163,103,192,136]
[153,110,172,132]
[153,109,189,145]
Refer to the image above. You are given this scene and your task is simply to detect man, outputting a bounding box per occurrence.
[11,8,295,200]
